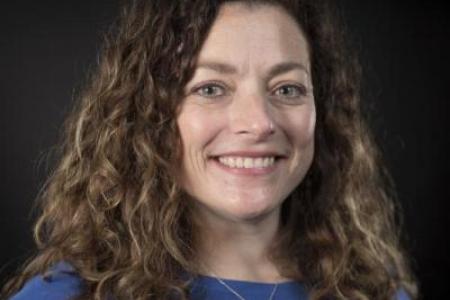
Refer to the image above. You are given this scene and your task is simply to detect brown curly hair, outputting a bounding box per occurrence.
[2,0,418,299]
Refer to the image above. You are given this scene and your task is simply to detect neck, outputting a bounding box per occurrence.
[194,206,286,283]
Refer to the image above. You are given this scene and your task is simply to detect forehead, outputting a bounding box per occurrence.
[196,2,310,72]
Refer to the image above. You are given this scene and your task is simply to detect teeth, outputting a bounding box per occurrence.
[217,156,276,169]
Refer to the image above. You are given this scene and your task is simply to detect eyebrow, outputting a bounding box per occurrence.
[196,61,310,79]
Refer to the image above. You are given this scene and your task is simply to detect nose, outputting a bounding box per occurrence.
[229,91,275,140]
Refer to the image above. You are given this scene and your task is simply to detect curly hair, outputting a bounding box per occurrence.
[2,0,417,299]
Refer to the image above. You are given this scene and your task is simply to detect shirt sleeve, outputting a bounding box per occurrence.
[395,288,411,300]
[9,262,83,300]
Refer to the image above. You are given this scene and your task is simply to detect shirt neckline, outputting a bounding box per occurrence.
[195,274,302,287]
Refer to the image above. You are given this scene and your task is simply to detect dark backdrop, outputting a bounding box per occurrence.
[1,1,449,299]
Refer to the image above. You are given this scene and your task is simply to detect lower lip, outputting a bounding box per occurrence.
[210,158,282,176]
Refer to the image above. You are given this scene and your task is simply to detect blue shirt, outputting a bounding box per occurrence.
[190,275,307,299]
[10,262,411,300]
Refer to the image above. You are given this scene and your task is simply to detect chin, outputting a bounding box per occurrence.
[191,190,284,224]
[222,200,280,222]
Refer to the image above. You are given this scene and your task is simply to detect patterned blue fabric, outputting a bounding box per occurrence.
[190,275,307,299]
[10,262,83,300]
[10,262,411,300]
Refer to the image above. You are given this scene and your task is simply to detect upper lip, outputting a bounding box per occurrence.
[211,151,286,158]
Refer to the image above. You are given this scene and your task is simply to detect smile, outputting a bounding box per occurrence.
[211,155,283,176]
[217,156,276,169]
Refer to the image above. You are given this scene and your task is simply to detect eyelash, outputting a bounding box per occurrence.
[192,82,307,101]
[193,82,227,98]
[272,84,307,99]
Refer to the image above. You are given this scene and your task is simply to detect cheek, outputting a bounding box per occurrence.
[287,104,316,147]
[286,105,316,181]
[177,106,224,173]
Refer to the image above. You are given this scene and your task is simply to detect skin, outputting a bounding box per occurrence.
[177,3,315,282]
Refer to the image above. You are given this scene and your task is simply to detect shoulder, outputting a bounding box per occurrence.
[9,262,84,300]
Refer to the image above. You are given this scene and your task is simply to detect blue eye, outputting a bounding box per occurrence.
[195,83,226,98]
[273,84,307,98]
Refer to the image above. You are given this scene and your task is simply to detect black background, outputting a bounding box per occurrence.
[1,1,449,299]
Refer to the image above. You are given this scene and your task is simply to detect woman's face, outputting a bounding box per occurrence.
[177,3,315,222]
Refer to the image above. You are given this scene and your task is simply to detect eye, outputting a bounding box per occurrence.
[193,83,226,98]
[273,84,307,99]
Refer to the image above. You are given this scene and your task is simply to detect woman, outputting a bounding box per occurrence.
[3,0,417,299]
